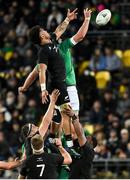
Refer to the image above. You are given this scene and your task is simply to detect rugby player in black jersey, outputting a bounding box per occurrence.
[21,89,60,157]
[18,134,72,179]
[64,107,97,179]
[21,8,79,156]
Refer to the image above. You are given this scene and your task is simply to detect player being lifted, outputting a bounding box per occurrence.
[19,8,92,152]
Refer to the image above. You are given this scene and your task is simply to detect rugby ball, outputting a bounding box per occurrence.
[96,9,111,26]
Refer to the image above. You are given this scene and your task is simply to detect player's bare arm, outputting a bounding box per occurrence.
[38,63,48,104]
[72,8,92,43]
[18,66,38,94]
[54,8,78,40]
[39,89,60,137]
[0,160,22,170]
[63,107,86,147]
[55,138,72,165]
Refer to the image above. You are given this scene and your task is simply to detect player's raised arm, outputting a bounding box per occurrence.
[63,107,86,147]
[55,138,72,165]
[37,63,48,104]
[72,8,92,43]
[18,66,39,94]
[39,89,60,137]
[54,8,78,40]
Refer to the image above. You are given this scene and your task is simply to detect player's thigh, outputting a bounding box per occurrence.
[52,82,70,106]
[67,86,79,113]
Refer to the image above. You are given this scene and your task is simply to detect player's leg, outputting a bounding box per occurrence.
[49,108,62,143]
[67,85,80,142]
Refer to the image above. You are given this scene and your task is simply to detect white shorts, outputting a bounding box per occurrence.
[67,86,80,112]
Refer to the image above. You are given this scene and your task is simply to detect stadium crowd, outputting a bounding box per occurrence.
[0,0,130,178]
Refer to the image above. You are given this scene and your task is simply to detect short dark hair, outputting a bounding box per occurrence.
[31,134,43,150]
[28,25,41,45]
[21,123,33,139]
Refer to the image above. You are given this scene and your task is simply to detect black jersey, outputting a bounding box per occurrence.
[69,142,95,179]
[20,152,64,179]
[38,33,66,82]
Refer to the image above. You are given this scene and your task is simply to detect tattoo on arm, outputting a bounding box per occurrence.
[55,18,70,39]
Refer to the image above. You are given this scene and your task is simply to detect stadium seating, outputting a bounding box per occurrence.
[122,49,130,67]
[95,71,111,89]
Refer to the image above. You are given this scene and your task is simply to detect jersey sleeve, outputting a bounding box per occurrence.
[53,154,64,165]
[38,49,48,66]
[59,37,77,52]
[81,142,94,161]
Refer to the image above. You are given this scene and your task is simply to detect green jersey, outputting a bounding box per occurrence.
[58,38,77,86]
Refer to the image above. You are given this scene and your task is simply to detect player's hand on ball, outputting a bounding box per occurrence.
[84,8,92,20]
[18,86,27,94]
[50,89,60,103]
[41,90,48,104]
[67,8,78,21]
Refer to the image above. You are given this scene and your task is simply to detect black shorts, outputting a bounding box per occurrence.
[48,81,70,106]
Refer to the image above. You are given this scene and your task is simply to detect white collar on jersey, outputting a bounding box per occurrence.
[32,147,44,154]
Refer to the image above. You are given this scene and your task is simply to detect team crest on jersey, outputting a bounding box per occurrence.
[53,45,58,52]
[37,157,43,161]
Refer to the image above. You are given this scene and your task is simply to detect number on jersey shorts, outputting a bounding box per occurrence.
[67,86,79,113]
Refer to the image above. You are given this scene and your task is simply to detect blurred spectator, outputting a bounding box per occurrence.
[5,91,16,112]
[104,46,122,71]
[89,48,106,71]
[89,100,104,124]
[16,18,28,37]
[96,142,111,159]
[47,6,63,31]
[0,131,11,160]
[24,99,38,124]
[102,90,117,114]
[8,122,21,155]
[16,36,30,57]
[120,129,130,152]
[107,129,119,156]
[117,91,130,115]
[78,69,98,114]
[126,142,130,158]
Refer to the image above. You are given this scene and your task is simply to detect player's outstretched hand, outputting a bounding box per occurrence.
[41,90,49,104]
[18,86,27,94]
[55,138,62,147]
[50,89,60,103]
[67,8,78,21]
[84,8,92,20]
